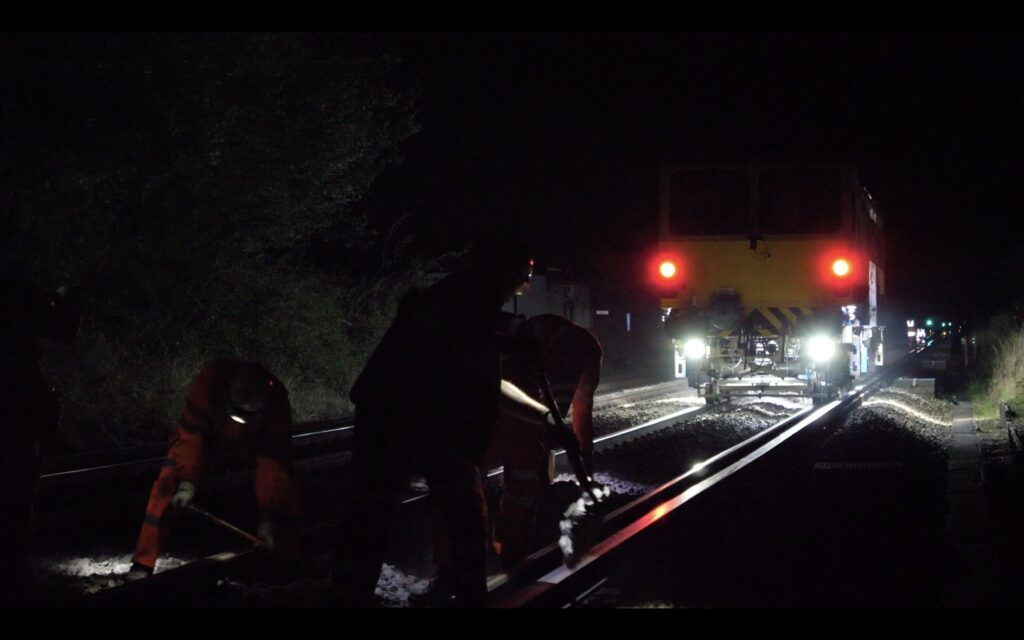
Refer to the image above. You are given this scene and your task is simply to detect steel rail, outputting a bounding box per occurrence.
[487,364,902,607]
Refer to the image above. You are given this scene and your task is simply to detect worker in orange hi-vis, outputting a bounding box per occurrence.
[127,358,300,579]
[491,314,602,567]
[432,313,603,578]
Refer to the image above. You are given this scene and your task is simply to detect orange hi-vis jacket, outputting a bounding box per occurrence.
[501,314,603,471]
[132,359,299,571]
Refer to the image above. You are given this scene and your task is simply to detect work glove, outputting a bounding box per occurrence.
[171,480,196,509]
[257,520,277,551]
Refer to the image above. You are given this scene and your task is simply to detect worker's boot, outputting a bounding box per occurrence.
[124,562,153,581]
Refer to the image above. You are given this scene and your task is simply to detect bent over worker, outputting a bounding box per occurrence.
[491,313,603,567]
[128,358,300,578]
[433,313,603,574]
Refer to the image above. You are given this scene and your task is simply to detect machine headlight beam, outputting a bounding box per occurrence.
[807,335,836,362]
[683,338,706,360]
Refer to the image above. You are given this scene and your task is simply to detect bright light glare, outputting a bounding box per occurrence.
[659,261,677,278]
[683,338,705,360]
[807,335,836,362]
[230,414,247,424]
[832,259,850,277]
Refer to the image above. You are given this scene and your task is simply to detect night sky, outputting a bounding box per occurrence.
[361,32,1024,323]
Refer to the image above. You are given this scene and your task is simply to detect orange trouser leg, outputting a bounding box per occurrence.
[131,460,179,570]
[492,414,548,568]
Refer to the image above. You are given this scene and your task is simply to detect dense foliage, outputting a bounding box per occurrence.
[1,33,428,448]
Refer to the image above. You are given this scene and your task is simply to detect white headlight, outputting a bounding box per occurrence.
[683,338,705,360]
[807,335,836,362]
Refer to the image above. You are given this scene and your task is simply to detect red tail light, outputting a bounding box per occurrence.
[821,252,856,297]
[650,252,685,297]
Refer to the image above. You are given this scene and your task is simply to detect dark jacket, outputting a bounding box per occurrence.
[350,271,506,460]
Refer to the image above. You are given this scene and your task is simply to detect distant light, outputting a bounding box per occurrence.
[596,310,610,316]
[831,259,850,277]
[230,414,247,424]
[659,261,677,279]
[925,319,934,327]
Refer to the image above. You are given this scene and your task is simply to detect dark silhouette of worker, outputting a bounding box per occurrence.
[331,237,536,607]
[128,358,300,579]
[0,278,80,607]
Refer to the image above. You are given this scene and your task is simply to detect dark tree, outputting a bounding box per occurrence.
[1,33,425,447]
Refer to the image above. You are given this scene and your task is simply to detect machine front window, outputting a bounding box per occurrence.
[759,167,841,234]
[668,169,750,235]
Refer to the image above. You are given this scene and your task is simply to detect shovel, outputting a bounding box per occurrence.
[535,371,610,568]
[184,503,268,549]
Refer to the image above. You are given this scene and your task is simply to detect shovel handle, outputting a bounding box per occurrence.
[536,371,593,489]
[184,503,267,548]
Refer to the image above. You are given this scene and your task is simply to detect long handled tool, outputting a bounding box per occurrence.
[536,371,610,568]
[184,503,268,549]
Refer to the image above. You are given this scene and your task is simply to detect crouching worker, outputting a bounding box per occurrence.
[127,358,300,578]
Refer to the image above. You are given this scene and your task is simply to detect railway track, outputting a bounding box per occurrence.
[40,378,687,483]
[51,354,936,607]
[60,380,713,606]
[489,350,927,608]
[35,379,691,533]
